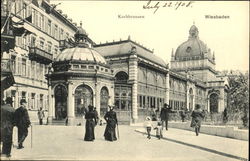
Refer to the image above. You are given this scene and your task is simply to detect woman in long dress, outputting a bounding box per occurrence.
[190,104,205,136]
[84,105,97,141]
[104,106,118,141]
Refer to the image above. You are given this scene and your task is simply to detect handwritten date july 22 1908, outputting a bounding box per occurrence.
[143,0,194,14]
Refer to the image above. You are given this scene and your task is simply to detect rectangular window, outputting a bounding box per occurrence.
[40,40,44,50]
[27,60,30,78]
[40,94,43,109]
[41,14,44,31]
[35,10,38,27]
[60,29,64,40]
[48,20,51,35]
[23,3,27,18]
[40,64,44,80]
[36,63,40,80]
[30,36,36,47]
[22,58,26,76]
[54,25,58,39]
[54,46,58,55]
[31,61,35,78]
[31,93,35,109]
[22,91,26,99]
[47,43,52,53]
[139,95,142,108]
[11,56,16,74]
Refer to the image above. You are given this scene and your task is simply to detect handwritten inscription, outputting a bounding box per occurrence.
[143,0,194,14]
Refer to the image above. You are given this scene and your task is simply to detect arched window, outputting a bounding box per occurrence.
[100,87,109,116]
[115,71,128,82]
[74,85,93,116]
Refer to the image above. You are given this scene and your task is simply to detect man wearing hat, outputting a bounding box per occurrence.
[160,103,172,131]
[14,99,31,149]
[1,97,15,157]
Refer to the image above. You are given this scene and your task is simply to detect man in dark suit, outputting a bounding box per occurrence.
[160,103,172,130]
[1,97,15,157]
[14,99,31,149]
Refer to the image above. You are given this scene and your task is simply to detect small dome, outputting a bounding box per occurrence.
[75,26,87,36]
[55,47,107,65]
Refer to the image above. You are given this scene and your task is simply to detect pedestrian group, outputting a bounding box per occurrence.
[83,105,118,142]
[1,97,206,158]
[1,97,31,158]
[143,103,206,139]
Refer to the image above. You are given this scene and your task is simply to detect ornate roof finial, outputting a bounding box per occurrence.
[171,48,174,56]
[128,35,131,40]
[213,51,215,60]
[189,23,199,38]
[193,21,195,25]
[80,21,82,27]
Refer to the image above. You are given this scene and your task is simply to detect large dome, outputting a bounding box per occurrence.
[175,25,210,60]
[55,47,107,65]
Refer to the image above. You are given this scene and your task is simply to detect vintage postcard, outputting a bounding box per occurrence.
[0,0,249,160]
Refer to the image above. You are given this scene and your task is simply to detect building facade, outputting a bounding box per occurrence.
[2,0,78,111]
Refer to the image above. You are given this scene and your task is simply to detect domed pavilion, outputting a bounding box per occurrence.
[47,23,114,125]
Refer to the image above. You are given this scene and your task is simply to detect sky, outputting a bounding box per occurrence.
[52,0,249,71]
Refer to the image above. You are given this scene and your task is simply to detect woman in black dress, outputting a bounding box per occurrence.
[104,106,118,141]
[84,105,97,141]
[190,104,205,136]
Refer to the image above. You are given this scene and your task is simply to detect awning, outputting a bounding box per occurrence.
[1,74,15,91]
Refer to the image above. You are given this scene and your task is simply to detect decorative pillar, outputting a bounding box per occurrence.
[207,96,210,112]
[219,88,225,112]
[52,94,55,118]
[67,82,75,125]
[186,88,189,111]
[47,85,53,124]
[95,83,100,118]
[15,89,19,109]
[129,51,138,123]
[165,71,170,105]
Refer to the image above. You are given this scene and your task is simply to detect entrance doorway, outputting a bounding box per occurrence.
[54,85,67,120]
[209,93,219,113]
[114,71,132,123]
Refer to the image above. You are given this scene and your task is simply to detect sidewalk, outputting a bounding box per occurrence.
[135,127,248,161]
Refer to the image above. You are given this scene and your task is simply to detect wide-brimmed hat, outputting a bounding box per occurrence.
[164,103,169,107]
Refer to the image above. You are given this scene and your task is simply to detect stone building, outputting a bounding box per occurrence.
[170,24,229,113]
[2,0,80,110]
[46,23,228,125]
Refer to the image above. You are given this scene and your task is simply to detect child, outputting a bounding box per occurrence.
[154,122,163,139]
[144,116,152,139]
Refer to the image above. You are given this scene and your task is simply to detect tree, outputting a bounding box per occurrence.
[227,71,249,127]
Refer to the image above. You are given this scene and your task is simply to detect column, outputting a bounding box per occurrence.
[47,85,53,124]
[15,89,19,109]
[165,71,170,105]
[95,84,100,118]
[219,88,225,112]
[207,96,210,112]
[129,53,138,123]
[67,82,75,125]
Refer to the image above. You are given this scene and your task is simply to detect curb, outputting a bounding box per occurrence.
[135,129,248,161]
